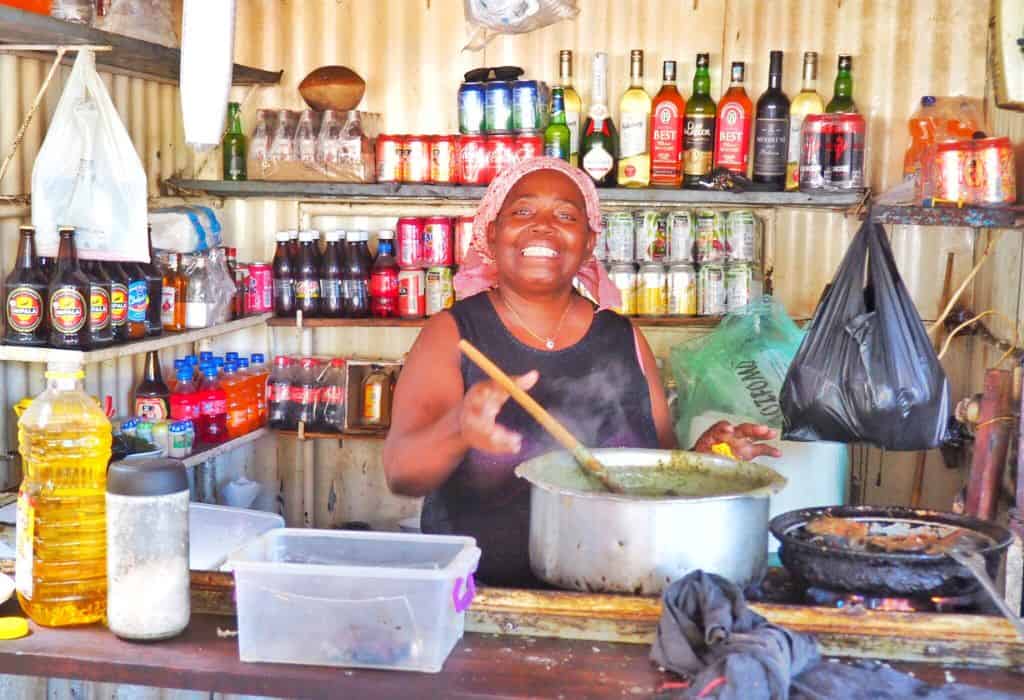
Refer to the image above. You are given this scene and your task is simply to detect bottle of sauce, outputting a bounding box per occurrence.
[48,227,91,350]
[272,231,296,317]
[104,261,130,342]
[124,258,148,340]
[141,227,164,337]
[4,225,48,347]
[82,260,113,348]
[361,365,393,429]
[135,350,170,421]
[295,230,321,318]
[343,231,372,318]
[370,230,399,318]
[162,253,187,332]
[320,230,345,318]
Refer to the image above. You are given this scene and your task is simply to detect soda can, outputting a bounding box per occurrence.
[457,135,490,185]
[396,217,424,269]
[430,135,458,184]
[699,264,726,316]
[512,80,541,132]
[425,266,454,316]
[605,212,635,263]
[633,210,667,262]
[515,131,544,163]
[825,113,866,190]
[484,81,513,133]
[246,262,273,312]
[488,135,518,178]
[404,135,431,183]
[726,210,759,262]
[594,214,609,262]
[376,134,403,183]
[607,263,637,316]
[973,136,1017,205]
[933,142,969,204]
[667,263,698,316]
[695,209,725,263]
[799,114,827,192]
[637,263,667,316]
[398,269,426,318]
[422,217,454,266]
[666,210,695,263]
[458,82,486,135]
[725,262,763,312]
[454,216,474,266]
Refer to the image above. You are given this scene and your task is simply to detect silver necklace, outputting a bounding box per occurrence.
[497,290,573,350]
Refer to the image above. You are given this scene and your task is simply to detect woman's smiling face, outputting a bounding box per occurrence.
[486,169,595,297]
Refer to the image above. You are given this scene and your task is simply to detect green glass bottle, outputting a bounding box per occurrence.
[544,87,571,162]
[826,55,857,114]
[683,53,716,188]
[222,102,247,181]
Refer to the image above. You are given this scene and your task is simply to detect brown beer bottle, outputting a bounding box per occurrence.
[123,259,148,341]
[104,261,130,342]
[3,225,48,346]
[48,227,91,349]
[295,231,321,317]
[82,260,114,348]
[134,349,170,421]
[272,231,296,317]
[38,256,54,283]
[141,227,164,337]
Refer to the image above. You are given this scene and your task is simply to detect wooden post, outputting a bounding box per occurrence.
[965,369,1015,520]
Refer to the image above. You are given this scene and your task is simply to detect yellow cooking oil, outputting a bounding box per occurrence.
[15,363,111,626]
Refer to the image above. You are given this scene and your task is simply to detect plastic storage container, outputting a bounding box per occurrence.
[227,529,480,673]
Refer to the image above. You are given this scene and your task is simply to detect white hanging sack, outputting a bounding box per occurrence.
[31,50,149,262]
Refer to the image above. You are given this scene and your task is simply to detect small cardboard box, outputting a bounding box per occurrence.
[344,359,403,433]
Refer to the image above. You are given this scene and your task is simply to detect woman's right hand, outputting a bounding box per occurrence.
[458,370,539,454]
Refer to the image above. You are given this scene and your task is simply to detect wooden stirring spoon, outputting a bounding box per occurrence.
[458,339,623,494]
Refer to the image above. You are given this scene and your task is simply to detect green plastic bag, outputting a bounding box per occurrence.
[671,296,804,447]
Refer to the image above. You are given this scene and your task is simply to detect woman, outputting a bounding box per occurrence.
[383,158,779,587]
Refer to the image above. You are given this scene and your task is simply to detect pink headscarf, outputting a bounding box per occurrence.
[453,157,621,309]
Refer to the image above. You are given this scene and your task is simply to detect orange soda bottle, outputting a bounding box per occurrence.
[249,353,269,426]
[222,362,248,438]
[236,358,257,433]
[903,96,937,183]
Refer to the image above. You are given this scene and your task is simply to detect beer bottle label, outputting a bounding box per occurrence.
[90,286,111,330]
[50,288,88,333]
[753,117,789,178]
[127,280,148,323]
[6,287,43,333]
[683,116,715,176]
[110,283,128,326]
[295,279,320,300]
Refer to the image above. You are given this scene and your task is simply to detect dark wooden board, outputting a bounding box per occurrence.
[0,6,281,86]
[872,204,1024,229]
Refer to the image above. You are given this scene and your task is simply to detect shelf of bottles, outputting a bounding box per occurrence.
[0,313,272,365]
[181,426,271,468]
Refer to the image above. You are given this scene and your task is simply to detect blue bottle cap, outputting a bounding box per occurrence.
[251,353,265,363]
[225,352,239,362]
[200,351,213,361]
[176,367,193,382]
[238,358,250,369]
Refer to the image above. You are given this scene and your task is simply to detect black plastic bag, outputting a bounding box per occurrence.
[780,219,950,450]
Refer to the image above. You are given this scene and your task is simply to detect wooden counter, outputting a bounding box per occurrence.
[1,599,1023,699]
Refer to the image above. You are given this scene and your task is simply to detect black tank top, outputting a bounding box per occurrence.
[420,292,659,587]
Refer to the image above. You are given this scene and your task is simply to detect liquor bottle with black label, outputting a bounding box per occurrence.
[3,226,48,347]
[82,260,113,348]
[48,227,91,350]
[752,50,790,189]
[580,52,618,187]
[826,55,857,114]
[617,49,651,188]
[683,53,716,188]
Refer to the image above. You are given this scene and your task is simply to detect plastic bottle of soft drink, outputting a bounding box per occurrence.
[222,362,248,439]
[342,231,371,318]
[196,364,228,444]
[170,366,199,423]
[250,353,269,425]
[370,230,400,318]
[291,357,322,428]
[903,96,937,184]
[267,355,294,429]
[236,357,257,432]
[319,358,347,433]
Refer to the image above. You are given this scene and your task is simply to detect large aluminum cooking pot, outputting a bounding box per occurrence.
[515,448,786,595]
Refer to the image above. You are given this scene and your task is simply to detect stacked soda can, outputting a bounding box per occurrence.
[601,208,763,317]
[376,133,544,187]
[395,215,473,317]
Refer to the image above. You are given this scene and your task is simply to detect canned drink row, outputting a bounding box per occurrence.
[459,80,551,135]
[395,216,473,269]
[606,261,763,317]
[397,266,455,319]
[598,209,762,265]
[377,133,544,186]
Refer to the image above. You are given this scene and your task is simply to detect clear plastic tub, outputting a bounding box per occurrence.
[227,529,480,673]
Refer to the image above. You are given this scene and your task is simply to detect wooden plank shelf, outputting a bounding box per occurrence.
[167,179,867,209]
[276,428,387,441]
[0,313,272,365]
[267,315,723,329]
[0,6,282,86]
[182,427,270,468]
[872,204,1024,229]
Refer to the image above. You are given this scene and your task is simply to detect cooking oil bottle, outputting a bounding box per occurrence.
[15,361,111,626]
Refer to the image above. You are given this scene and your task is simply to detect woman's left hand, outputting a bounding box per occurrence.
[692,421,782,461]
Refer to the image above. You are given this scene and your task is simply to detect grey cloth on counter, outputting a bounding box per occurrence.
[650,570,1024,700]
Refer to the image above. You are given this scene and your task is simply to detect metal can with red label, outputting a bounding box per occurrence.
[430,135,458,184]
[515,132,544,164]
[404,135,431,183]
[398,269,426,318]
[422,216,454,266]
[458,135,491,185]
[488,135,518,179]
[246,262,273,313]
[396,217,425,269]
[824,113,866,190]
[425,266,454,316]
[969,136,1016,205]
[454,216,474,266]
[376,134,403,183]
[933,141,969,204]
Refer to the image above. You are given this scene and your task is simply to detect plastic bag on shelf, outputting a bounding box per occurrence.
[779,220,950,451]
[180,0,236,151]
[32,50,148,262]
[462,0,580,50]
[670,296,805,448]
[149,206,223,254]
[95,0,179,47]
[205,248,237,324]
